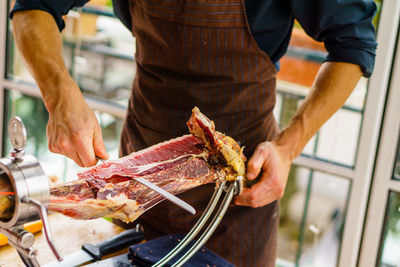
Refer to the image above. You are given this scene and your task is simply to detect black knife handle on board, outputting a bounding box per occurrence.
[82,227,144,261]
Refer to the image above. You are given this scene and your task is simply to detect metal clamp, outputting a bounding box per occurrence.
[0,226,40,267]
[153,176,242,267]
[233,176,244,196]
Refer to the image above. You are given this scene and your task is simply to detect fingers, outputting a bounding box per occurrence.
[74,133,97,167]
[246,143,268,180]
[44,91,109,167]
[47,120,104,167]
[235,172,270,207]
[48,137,85,167]
[48,132,96,167]
[235,169,284,207]
[235,142,287,208]
[72,152,85,167]
[93,126,109,160]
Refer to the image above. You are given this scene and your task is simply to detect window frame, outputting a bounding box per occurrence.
[358,4,400,264]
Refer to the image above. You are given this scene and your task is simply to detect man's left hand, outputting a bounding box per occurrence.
[234,141,292,207]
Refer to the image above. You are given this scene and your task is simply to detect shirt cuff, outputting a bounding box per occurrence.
[10,1,66,31]
[324,45,377,78]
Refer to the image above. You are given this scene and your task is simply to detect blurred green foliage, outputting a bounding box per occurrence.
[373,0,382,28]
[5,93,49,157]
[387,193,400,235]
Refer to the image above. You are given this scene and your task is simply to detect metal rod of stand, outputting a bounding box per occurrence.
[171,182,235,267]
[16,249,40,267]
[22,196,63,261]
[153,181,226,267]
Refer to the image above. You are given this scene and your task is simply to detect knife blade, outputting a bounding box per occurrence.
[134,177,196,215]
[42,228,144,267]
[96,156,196,215]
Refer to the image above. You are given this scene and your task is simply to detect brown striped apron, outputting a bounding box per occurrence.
[117,0,280,266]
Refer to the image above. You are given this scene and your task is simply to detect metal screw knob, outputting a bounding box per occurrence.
[8,117,27,159]
[18,231,35,249]
[28,247,38,259]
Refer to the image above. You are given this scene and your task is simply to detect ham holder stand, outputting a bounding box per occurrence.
[0,117,244,267]
[0,117,62,266]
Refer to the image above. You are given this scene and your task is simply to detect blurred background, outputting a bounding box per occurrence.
[1,0,400,266]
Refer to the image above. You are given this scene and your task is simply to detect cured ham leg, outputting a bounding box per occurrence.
[49,108,245,223]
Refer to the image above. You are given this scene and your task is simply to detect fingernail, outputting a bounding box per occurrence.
[247,173,255,180]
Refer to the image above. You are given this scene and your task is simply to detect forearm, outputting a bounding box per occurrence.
[12,10,80,112]
[274,62,363,160]
[11,10,108,166]
[237,62,364,206]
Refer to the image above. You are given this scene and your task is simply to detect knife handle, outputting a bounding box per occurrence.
[82,227,144,261]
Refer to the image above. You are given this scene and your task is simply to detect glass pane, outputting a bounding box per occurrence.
[315,109,362,166]
[3,90,123,183]
[394,136,400,180]
[62,10,135,107]
[6,1,135,108]
[379,192,400,267]
[274,89,362,167]
[278,166,351,266]
[6,1,35,84]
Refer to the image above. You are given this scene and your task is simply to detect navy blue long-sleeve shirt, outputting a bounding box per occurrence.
[10,0,377,77]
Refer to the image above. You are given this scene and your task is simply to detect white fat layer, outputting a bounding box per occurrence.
[108,206,144,223]
[49,194,141,222]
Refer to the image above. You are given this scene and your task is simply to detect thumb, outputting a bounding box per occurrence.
[93,127,109,159]
[246,145,267,180]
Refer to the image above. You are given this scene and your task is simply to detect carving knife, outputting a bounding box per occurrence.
[42,227,144,267]
[96,157,196,215]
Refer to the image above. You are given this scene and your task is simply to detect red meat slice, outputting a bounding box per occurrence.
[77,135,205,189]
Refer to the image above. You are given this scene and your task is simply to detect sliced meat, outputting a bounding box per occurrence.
[49,107,245,222]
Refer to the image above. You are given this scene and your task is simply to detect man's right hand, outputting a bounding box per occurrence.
[46,85,109,167]
[11,10,108,167]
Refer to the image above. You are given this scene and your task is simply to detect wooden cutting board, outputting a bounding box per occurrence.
[0,213,125,266]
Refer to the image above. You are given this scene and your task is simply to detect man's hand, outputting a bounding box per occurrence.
[46,90,109,167]
[234,141,291,207]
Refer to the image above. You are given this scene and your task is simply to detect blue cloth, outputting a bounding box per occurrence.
[10,0,377,77]
[127,234,235,267]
